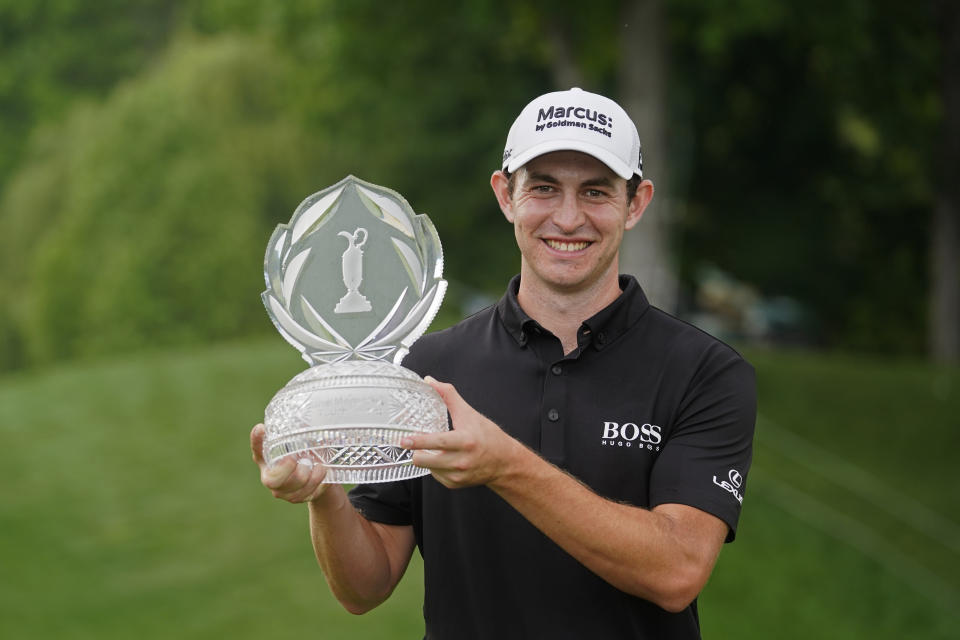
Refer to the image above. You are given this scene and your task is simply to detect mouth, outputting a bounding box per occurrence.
[544,239,591,253]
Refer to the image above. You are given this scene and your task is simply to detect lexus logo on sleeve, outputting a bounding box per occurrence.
[713,469,744,504]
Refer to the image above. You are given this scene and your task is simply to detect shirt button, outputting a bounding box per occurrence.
[597,331,607,345]
[551,364,562,375]
[518,332,527,345]
[547,408,560,422]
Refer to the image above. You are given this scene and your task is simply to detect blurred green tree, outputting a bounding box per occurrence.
[268,0,550,296]
[0,0,953,368]
[930,0,959,362]
[670,0,942,354]
[0,0,178,186]
[0,34,319,365]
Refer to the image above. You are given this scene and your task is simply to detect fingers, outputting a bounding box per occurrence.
[250,423,267,467]
[410,448,458,471]
[401,430,479,475]
[252,424,329,503]
[402,430,461,451]
[284,459,329,503]
[406,379,515,489]
[425,376,488,440]
[261,454,329,503]
[424,376,465,421]
[410,448,478,490]
[402,379,481,453]
[260,454,297,490]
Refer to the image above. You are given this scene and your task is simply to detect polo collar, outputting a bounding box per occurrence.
[496,274,651,349]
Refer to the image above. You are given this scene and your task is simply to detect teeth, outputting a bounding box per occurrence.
[546,240,589,252]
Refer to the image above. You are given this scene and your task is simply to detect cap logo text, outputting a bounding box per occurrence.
[536,105,613,138]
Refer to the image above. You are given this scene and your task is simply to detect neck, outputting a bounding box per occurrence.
[516,268,623,355]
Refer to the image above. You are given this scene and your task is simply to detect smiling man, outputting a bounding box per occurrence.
[252,88,757,639]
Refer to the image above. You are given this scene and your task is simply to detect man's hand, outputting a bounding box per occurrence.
[251,426,416,614]
[251,423,330,503]
[402,377,522,489]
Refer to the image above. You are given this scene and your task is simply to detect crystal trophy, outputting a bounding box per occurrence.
[261,176,448,483]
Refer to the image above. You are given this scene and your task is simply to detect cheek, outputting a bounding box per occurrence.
[596,211,628,235]
[512,211,540,237]
[514,224,540,255]
[515,201,553,226]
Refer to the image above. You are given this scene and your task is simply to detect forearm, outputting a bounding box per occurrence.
[252,423,412,613]
[307,486,411,614]
[406,380,725,612]
[488,443,717,611]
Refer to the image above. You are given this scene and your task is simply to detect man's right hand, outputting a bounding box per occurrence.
[251,423,330,503]
[250,425,415,614]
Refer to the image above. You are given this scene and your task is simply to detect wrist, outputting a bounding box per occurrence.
[308,483,347,511]
[489,436,534,492]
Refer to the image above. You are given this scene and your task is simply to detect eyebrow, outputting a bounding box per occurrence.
[582,176,615,188]
[525,172,615,189]
[526,171,560,185]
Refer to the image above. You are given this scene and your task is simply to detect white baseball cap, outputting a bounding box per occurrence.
[501,87,643,180]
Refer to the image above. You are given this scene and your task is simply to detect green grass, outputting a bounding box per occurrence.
[1,341,957,638]
[0,341,424,639]
[700,347,959,638]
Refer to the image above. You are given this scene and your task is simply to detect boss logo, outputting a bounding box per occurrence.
[600,421,662,450]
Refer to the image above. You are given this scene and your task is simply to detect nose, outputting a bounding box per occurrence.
[552,192,584,233]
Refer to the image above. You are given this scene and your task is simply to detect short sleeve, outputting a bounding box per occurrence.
[348,479,415,526]
[648,348,756,542]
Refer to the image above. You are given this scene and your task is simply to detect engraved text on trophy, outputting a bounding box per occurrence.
[335,227,372,314]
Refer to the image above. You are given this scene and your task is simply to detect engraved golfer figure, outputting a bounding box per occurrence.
[335,227,372,313]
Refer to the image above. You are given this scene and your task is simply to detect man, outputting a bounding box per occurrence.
[251,88,756,639]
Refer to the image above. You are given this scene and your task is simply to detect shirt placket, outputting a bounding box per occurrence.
[525,329,580,465]
[541,353,571,464]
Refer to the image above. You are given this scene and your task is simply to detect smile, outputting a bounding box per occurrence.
[545,239,590,252]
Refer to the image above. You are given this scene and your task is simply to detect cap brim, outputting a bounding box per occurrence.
[504,140,637,180]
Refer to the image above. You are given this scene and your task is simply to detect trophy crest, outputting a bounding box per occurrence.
[261,176,448,483]
[263,175,446,366]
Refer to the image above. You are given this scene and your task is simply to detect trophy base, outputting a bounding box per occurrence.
[263,360,448,484]
[264,426,432,484]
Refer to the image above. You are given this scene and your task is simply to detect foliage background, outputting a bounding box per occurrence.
[0,0,953,367]
[0,1,956,638]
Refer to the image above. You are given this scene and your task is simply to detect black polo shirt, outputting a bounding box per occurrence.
[349,275,756,640]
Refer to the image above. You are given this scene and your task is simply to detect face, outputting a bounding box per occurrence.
[491,151,651,297]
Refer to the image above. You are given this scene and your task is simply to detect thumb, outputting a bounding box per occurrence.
[250,423,267,468]
[424,376,469,423]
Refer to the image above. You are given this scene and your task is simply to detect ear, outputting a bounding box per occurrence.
[624,179,654,230]
[490,170,516,223]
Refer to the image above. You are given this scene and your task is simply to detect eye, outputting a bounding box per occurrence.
[584,188,606,198]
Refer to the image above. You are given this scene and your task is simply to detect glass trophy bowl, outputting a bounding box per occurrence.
[261,176,448,483]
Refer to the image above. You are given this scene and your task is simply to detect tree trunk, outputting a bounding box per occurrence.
[931,1,960,363]
[616,0,679,312]
[545,19,585,89]
[541,1,676,312]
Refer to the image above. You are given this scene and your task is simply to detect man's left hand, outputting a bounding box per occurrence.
[401,376,521,489]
